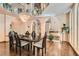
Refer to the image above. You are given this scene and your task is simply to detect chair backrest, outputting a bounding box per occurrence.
[14,32,21,46]
[37,33,41,40]
[42,32,47,48]
[25,31,30,37]
[9,31,13,44]
[8,31,15,44]
[31,31,36,39]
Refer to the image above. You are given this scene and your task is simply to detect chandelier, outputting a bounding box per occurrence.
[32,7,42,16]
[19,13,31,22]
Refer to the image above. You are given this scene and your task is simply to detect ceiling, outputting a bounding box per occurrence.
[10,3,73,16]
[11,3,25,8]
[42,3,73,16]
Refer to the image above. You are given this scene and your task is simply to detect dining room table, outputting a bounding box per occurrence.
[18,35,41,55]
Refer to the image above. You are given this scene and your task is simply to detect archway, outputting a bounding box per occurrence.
[32,19,41,36]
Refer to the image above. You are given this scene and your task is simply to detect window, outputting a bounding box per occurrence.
[77,4,79,50]
[2,3,13,12]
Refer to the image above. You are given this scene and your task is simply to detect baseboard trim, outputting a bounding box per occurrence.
[0,41,8,43]
[64,41,79,56]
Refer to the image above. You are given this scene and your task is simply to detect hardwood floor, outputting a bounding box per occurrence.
[0,40,77,56]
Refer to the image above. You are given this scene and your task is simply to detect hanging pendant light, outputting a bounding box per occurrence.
[19,13,31,22]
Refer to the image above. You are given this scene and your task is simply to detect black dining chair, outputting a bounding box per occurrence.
[8,31,16,50]
[31,31,36,40]
[25,31,30,37]
[14,32,30,56]
[33,32,47,56]
[37,33,41,41]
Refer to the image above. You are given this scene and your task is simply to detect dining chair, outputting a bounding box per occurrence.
[14,32,30,56]
[25,31,30,37]
[8,31,16,50]
[31,32,41,51]
[33,32,47,56]
[37,33,41,41]
[31,31,36,40]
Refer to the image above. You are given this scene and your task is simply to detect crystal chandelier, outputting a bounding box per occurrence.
[32,7,42,16]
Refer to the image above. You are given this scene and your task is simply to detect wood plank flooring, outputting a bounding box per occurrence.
[0,40,77,56]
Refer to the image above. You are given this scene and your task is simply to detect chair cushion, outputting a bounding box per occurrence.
[13,41,16,44]
[21,40,29,46]
[33,40,43,48]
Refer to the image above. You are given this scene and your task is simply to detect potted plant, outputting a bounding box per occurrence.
[62,24,69,33]
[48,34,54,41]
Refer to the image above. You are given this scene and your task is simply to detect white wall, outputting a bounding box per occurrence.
[0,14,5,42]
[12,19,27,34]
[6,15,16,41]
[49,14,66,32]
[0,13,18,42]
[69,4,79,54]
[40,17,45,38]
[12,17,46,38]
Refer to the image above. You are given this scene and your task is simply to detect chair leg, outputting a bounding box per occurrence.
[27,44,30,56]
[45,47,46,55]
[9,43,13,50]
[9,45,12,50]
[33,46,35,55]
[19,46,21,56]
[22,46,25,49]
[31,42,32,50]
[27,44,29,51]
[13,45,15,51]
[37,48,40,56]
[10,41,14,50]
[42,49,43,56]
[15,46,17,53]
